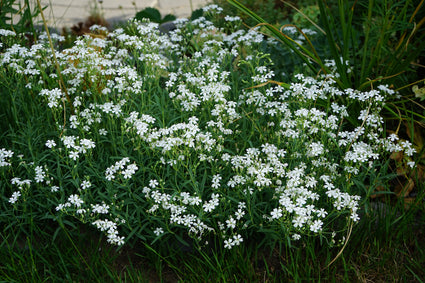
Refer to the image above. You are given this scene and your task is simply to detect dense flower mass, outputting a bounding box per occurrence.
[0,5,416,248]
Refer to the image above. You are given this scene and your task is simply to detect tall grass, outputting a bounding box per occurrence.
[227,0,425,91]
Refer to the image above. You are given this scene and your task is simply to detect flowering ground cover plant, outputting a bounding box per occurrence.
[0,4,418,265]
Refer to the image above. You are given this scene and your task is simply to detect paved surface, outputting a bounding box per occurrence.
[34,0,210,30]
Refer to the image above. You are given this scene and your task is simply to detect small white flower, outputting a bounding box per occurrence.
[316,208,327,218]
[235,209,245,220]
[153,227,164,236]
[69,151,79,161]
[45,140,56,148]
[142,186,151,195]
[232,234,243,246]
[226,217,236,229]
[292,234,301,240]
[34,166,46,183]
[81,180,91,190]
[293,216,305,228]
[149,179,159,188]
[51,186,59,192]
[68,194,84,207]
[309,142,324,157]
[211,174,221,189]
[56,203,65,211]
[92,203,109,214]
[271,208,283,219]
[122,169,133,179]
[190,196,202,206]
[9,191,21,204]
[310,220,323,233]
[407,161,416,168]
[224,238,234,249]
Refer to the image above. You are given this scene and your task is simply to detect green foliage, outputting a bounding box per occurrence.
[292,4,320,29]
[0,0,42,39]
[190,8,204,21]
[213,0,294,26]
[227,0,425,91]
[135,7,176,24]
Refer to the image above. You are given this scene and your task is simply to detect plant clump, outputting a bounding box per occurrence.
[0,5,417,253]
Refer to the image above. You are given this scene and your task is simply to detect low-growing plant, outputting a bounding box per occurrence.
[1,3,424,281]
[1,4,416,250]
[135,7,176,24]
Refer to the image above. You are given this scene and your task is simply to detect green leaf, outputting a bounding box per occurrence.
[190,8,204,21]
[135,7,162,23]
[162,14,176,23]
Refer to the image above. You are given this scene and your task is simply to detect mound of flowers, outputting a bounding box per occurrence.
[0,5,415,250]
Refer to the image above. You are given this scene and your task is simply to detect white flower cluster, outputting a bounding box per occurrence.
[92,219,125,245]
[60,136,96,161]
[56,193,84,210]
[124,111,156,138]
[9,177,31,204]
[9,191,21,204]
[0,28,16,37]
[105,157,138,181]
[1,41,44,77]
[39,88,63,108]
[91,202,110,214]
[34,165,47,183]
[144,183,215,239]
[202,4,224,14]
[1,8,418,249]
[202,193,220,213]
[0,148,14,167]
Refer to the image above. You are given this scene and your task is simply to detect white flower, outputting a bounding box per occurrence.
[407,161,415,168]
[310,220,323,233]
[293,216,306,228]
[203,202,215,213]
[149,179,159,188]
[153,227,164,236]
[45,140,56,148]
[211,174,221,189]
[51,186,59,192]
[271,208,283,219]
[79,138,96,153]
[56,203,65,211]
[224,238,234,249]
[81,180,91,190]
[69,151,79,161]
[9,191,21,204]
[189,196,202,206]
[235,209,245,220]
[0,148,14,167]
[292,234,301,240]
[226,217,236,229]
[68,194,84,207]
[34,166,46,183]
[316,208,327,218]
[309,142,324,157]
[233,234,243,245]
[92,203,109,214]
